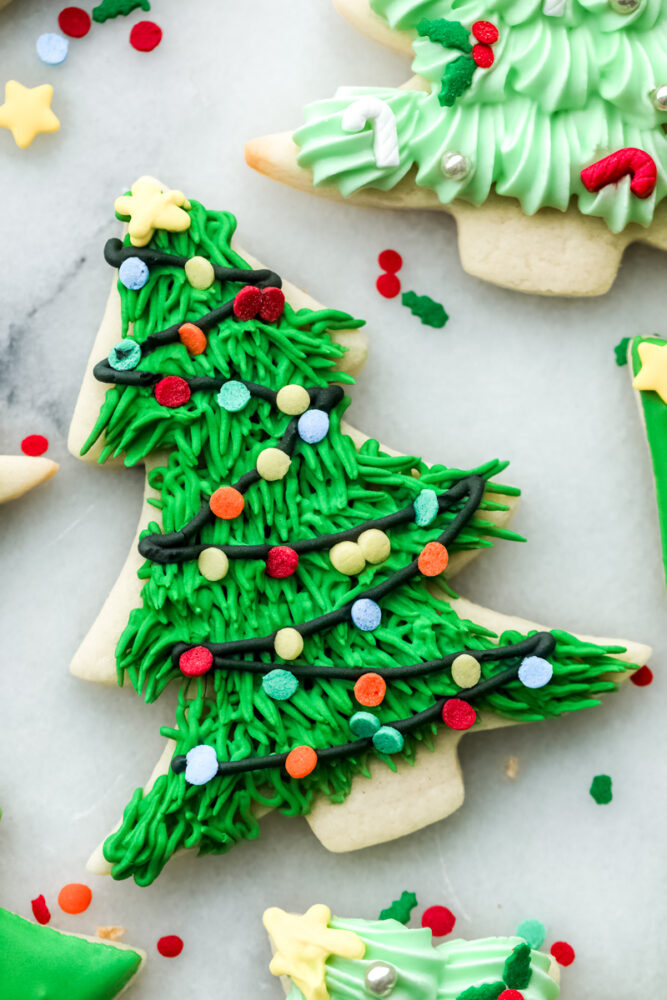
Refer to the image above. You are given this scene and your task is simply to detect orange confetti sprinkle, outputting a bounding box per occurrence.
[285,745,318,779]
[209,486,244,520]
[178,322,207,355]
[418,541,449,577]
[354,672,387,707]
[58,883,92,915]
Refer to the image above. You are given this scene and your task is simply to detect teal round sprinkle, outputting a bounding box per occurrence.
[413,489,439,526]
[372,726,405,754]
[108,339,142,371]
[262,669,299,701]
[516,919,546,950]
[350,711,381,738]
[217,380,251,412]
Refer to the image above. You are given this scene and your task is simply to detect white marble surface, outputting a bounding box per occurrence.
[0,1,665,997]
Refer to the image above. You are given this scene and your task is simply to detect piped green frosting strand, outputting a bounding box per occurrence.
[630,335,667,583]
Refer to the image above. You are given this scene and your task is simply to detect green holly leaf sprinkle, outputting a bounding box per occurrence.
[503,943,533,990]
[379,890,418,924]
[614,337,630,366]
[590,774,613,804]
[417,17,472,53]
[402,291,449,329]
[92,0,151,22]
[455,983,505,1000]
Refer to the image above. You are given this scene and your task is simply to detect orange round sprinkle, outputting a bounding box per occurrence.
[178,322,207,355]
[354,672,387,707]
[285,745,318,779]
[58,883,92,915]
[418,541,449,577]
[209,486,244,520]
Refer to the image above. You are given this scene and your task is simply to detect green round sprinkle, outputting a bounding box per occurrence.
[413,488,439,526]
[350,711,381,738]
[589,774,613,805]
[516,918,546,950]
[217,380,251,412]
[262,669,298,701]
[372,725,405,754]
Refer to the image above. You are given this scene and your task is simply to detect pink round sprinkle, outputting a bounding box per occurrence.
[157,935,183,958]
[130,20,163,52]
[179,646,213,677]
[421,905,456,937]
[378,249,403,273]
[21,434,49,457]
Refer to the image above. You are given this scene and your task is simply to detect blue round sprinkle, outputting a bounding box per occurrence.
[36,33,69,66]
[119,256,150,291]
[516,919,546,950]
[372,726,405,754]
[297,409,330,444]
[350,711,381,738]
[518,655,553,689]
[413,488,439,526]
[351,598,382,632]
[262,668,299,701]
[217,380,251,412]
[108,339,142,371]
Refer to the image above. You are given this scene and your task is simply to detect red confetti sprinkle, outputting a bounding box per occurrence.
[154,376,191,408]
[472,20,499,44]
[376,273,401,299]
[31,895,51,925]
[21,434,48,457]
[233,285,262,320]
[157,935,183,958]
[58,6,91,37]
[631,664,653,687]
[266,546,299,578]
[499,992,523,1000]
[472,43,495,68]
[421,905,456,937]
[550,941,575,967]
[259,287,286,323]
[179,646,213,677]
[378,249,403,273]
[442,698,476,731]
[130,20,163,52]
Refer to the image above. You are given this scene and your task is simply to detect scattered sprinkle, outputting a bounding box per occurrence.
[378,249,403,273]
[421,905,456,937]
[505,755,519,780]
[129,20,162,52]
[36,33,69,66]
[379,890,417,924]
[550,941,575,967]
[376,272,401,299]
[614,336,630,366]
[630,664,653,687]
[589,773,613,805]
[516,918,546,950]
[31,895,51,925]
[92,0,151,23]
[402,290,448,328]
[157,935,183,958]
[57,883,92,915]
[58,7,92,38]
[97,926,126,941]
[21,434,49,457]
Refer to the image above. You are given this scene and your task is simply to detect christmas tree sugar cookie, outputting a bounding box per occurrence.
[246,0,667,297]
[0,905,145,1000]
[263,904,561,1000]
[0,454,58,504]
[68,177,649,886]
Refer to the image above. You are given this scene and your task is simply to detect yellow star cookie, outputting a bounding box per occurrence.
[0,81,60,149]
[632,340,667,404]
[114,179,192,247]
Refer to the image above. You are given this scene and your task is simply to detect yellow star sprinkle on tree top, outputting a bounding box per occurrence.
[263,905,365,1000]
[633,341,667,404]
[0,81,60,149]
[114,178,192,247]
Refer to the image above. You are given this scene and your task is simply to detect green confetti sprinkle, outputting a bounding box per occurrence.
[614,337,630,366]
[379,891,418,924]
[516,918,546,950]
[590,774,613,804]
[456,983,505,1000]
[402,291,449,329]
[503,943,532,990]
[92,0,150,23]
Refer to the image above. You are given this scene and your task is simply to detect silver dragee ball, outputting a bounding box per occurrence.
[609,0,641,12]
[653,85,667,112]
[364,962,398,997]
[440,151,471,181]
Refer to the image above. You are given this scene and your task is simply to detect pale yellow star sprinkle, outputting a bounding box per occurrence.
[633,341,667,404]
[114,179,192,247]
[0,81,60,149]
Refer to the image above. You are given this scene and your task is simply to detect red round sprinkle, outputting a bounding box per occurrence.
[58,7,91,37]
[378,249,403,273]
[442,698,476,731]
[259,287,286,323]
[550,941,575,967]
[631,664,653,687]
[179,646,213,677]
[266,546,299,579]
[31,895,51,926]
[499,992,523,1000]
[154,376,191,408]
[472,20,499,44]
[376,273,401,299]
[157,935,183,958]
[233,285,262,320]
[421,905,456,937]
[21,434,48,457]
[472,43,495,68]
[130,20,163,52]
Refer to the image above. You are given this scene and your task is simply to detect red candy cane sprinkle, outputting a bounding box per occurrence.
[421,905,456,936]
[21,434,49,457]
[376,272,401,298]
[472,43,495,68]
[581,148,657,200]
[630,664,654,687]
[31,895,51,925]
[472,21,499,44]
[550,941,576,967]
[378,249,403,273]
[130,21,163,52]
[58,7,91,37]
[157,935,183,958]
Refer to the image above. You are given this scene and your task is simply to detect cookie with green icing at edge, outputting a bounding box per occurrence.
[0,906,145,1000]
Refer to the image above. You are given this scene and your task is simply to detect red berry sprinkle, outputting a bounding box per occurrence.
[157,935,183,958]
[233,285,262,320]
[378,249,403,273]
[631,664,653,687]
[31,895,51,926]
[472,20,499,44]
[266,546,299,578]
[376,272,401,299]
[421,905,456,937]
[130,20,163,52]
[499,992,523,1000]
[154,376,191,408]
[472,43,495,68]
[58,7,91,37]
[259,287,286,323]
[442,698,476,731]
[179,646,213,677]
[550,941,576,967]
[21,434,49,457]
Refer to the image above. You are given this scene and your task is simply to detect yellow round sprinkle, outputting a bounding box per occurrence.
[357,528,391,565]
[256,447,292,481]
[184,256,215,290]
[197,547,229,581]
[451,654,481,689]
[329,540,366,576]
[274,627,304,660]
[276,384,311,416]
